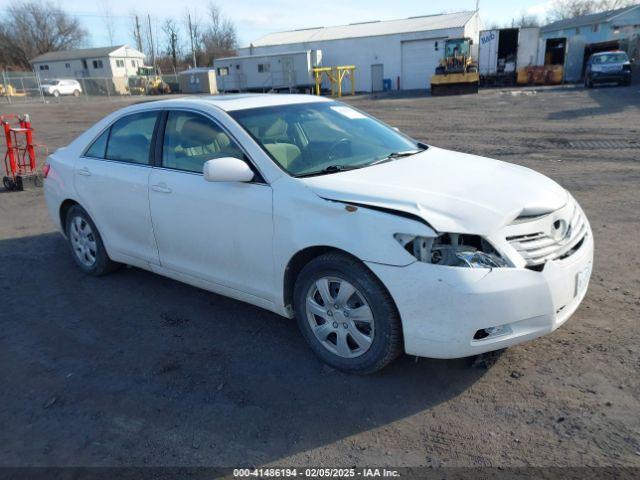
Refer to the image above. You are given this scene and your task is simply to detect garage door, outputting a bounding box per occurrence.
[401,39,440,90]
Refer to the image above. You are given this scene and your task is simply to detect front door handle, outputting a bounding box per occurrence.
[77,167,91,176]
[151,183,172,194]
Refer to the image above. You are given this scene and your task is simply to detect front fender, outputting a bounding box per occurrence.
[272,178,435,308]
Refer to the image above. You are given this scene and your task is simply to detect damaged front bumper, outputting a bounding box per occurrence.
[366,232,593,359]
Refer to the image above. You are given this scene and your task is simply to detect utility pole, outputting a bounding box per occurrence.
[147,14,156,70]
[188,13,197,68]
[134,15,143,52]
[476,0,480,12]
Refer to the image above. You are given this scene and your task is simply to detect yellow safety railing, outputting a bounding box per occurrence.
[313,66,356,97]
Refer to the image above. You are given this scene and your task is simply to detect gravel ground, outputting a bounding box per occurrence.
[0,86,639,468]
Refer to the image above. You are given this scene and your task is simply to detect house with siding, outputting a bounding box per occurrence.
[30,45,146,93]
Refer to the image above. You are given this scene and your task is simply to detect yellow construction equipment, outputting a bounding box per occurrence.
[430,38,479,96]
[313,66,356,97]
[0,84,26,97]
[126,66,171,95]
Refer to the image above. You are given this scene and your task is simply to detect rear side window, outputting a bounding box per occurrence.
[85,129,109,158]
[105,112,158,165]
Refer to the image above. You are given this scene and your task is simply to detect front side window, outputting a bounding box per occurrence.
[105,111,158,164]
[162,111,244,173]
[230,102,420,177]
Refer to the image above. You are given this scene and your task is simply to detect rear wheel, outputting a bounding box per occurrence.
[73,89,80,97]
[65,205,120,276]
[2,176,15,191]
[293,252,402,374]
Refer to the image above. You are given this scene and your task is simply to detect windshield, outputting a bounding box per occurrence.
[592,53,628,64]
[230,102,422,177]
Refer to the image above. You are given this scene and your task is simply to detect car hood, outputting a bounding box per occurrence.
[300,146,568,235]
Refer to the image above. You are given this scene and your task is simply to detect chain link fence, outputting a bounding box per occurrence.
[1,71,183,104]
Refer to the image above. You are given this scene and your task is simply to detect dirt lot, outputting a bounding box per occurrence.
[1,87,639,469]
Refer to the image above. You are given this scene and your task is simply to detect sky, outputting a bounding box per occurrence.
[12,0,555,49]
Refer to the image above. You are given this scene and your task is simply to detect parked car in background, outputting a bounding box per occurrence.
[43,95,593,373]
[585,51,632,88]
[40,79,82,97]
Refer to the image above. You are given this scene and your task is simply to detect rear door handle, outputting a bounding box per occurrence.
[151,183,172,194]
[77,167,91,176]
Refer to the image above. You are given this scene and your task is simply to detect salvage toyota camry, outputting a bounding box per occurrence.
[44,95,593,373]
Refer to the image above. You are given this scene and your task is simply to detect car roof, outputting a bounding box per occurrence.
[138,93,334,112]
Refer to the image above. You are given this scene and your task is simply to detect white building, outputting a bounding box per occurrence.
[238,11,483,92]
[30,45,145,81]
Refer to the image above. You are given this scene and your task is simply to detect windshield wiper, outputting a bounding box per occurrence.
[369,149,425,166]
[296,164,361,178]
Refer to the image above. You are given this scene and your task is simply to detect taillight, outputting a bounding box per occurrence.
[42,163,51,178]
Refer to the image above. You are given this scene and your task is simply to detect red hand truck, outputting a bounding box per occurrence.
[2,114,47,191]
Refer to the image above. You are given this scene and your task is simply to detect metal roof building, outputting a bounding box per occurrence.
[538,5,640,82]
[236,11,483,92]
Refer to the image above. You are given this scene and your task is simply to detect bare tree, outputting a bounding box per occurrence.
[511,14,542,27]
[598,0,639,9]
[162,19,181,72]
[547,0,638,21]
[0,1,87,69]
[200,3,238,65]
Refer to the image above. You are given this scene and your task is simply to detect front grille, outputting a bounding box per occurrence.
[507,203,588,267]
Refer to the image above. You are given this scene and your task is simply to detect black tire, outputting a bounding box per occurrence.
[65,205,120,276]
[293,252,402,374]
[2,176,15,191]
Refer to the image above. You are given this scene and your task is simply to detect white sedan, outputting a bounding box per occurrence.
[44,95,593,373]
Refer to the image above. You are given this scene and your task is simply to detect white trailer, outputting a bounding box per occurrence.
[479,27,540,86]
[214,50,322,93]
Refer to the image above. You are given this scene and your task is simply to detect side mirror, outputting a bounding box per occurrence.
[203,157,254,183]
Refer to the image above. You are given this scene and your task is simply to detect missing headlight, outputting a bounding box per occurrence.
[394,233,509,268]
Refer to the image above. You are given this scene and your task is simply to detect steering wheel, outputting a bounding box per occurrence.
[327,138,351,161]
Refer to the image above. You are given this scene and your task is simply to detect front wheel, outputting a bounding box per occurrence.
[65,205,120,276]
[73,89,80,97]
[53,90,60,97]
[293,252,402,374]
